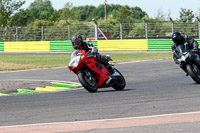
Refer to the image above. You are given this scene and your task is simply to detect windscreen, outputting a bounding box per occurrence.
[71,50,80,59]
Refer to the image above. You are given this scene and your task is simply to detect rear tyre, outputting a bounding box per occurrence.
[78,71,98,92]
[186,64,200,84]
[112,68,126,90]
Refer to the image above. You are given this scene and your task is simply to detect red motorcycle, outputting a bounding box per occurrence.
[68,50,126,92]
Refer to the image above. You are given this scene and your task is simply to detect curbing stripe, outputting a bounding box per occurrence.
[0,93,8,96]
[51,82,81,88]
[17,89,41,94]
[45,86,71,90]
[0,82,81,96]
[35,87,63,92]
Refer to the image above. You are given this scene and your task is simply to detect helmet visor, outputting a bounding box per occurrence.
[173,38,181,44]
[72,41,78,46]
[72,41,81,49]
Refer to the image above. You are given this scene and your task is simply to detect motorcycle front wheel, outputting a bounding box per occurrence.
[186,64,200,84]
[112,68,126,90]
[78,71,98,92]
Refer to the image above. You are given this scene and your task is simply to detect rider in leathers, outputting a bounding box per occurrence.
[171,31,200,64]
[71,34,117,76]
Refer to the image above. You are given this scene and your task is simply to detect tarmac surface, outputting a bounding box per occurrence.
[0,59,200,132]
[0,80,51,93]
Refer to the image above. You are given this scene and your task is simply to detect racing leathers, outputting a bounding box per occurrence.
[79,41,115,74]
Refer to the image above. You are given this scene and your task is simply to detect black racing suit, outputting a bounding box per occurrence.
[78,41,115,74]
[172,36,200,64]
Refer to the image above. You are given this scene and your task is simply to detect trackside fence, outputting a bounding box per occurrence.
[1,21,200,42]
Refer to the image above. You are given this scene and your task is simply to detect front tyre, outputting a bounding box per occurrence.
[78,71,98,92]
[112,68,126,90]
[186,64,200,84]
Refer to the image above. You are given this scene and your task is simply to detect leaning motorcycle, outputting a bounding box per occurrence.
[68,50,126,92]
[173,43,200,84]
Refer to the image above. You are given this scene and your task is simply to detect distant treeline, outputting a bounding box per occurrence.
[0,0,199,42]
[0,0,198,27]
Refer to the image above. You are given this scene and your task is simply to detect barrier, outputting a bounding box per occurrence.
[97,40,148,51]
[1,39,200,52]
[196,39,200,44]
[50,41,73,51]
[0,42,3,52]
[148,39,172,51]
[4,41,50,52]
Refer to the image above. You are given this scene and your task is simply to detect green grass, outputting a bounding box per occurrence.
[0,53,173,71]
[109,53,172,63]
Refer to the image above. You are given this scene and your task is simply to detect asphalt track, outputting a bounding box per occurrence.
[0,60,200,132]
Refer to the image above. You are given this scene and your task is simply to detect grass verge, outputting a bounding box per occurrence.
[0,52,172,71]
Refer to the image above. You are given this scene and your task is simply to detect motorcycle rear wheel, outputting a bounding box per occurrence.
[186,64,200,84]
[112,68,126,90]
[78,71,98,92]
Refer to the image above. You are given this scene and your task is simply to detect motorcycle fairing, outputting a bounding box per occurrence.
[82,57,110,87]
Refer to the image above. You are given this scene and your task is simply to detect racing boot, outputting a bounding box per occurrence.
[99,55,118,76]
[106,65,120,84]
[107,64,120,77]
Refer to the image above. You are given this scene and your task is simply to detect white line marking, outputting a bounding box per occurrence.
[0,67,67,73]
[13,79,81,85]
[1,111,200,128]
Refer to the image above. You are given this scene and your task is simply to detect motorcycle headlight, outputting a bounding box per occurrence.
[181,56,186,61]
[69,56,81,68]
[181,53,189,61]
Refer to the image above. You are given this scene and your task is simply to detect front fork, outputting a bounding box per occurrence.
[83,70,93,80]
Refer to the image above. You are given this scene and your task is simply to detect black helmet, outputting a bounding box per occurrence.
[71,34,83,49]
[172,32,184,44]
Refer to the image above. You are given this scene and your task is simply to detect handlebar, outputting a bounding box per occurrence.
[85,50,91,56]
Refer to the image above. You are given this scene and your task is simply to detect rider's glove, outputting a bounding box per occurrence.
[184,42,188,46]
[90,47,98,55]
[105,55,112,61]
[87,41,94,47]
[192,49,199,53]
[101,55,112,62]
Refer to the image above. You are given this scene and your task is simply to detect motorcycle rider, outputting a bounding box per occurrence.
[171,31,200,64]
[71,34,118,77]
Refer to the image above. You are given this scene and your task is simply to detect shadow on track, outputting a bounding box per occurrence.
[94,88,135,93]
